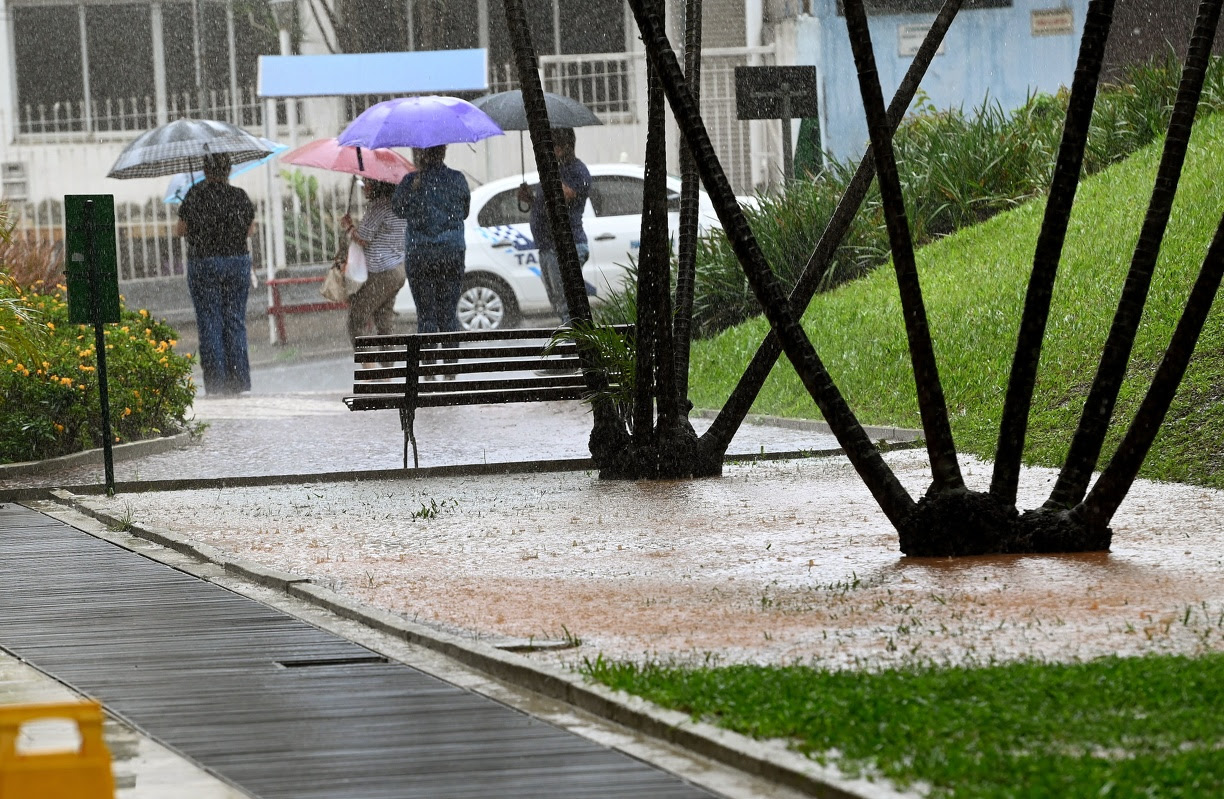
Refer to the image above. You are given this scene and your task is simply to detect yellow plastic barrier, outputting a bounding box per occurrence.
[0,701,115,799]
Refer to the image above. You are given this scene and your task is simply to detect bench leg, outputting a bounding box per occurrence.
[398,407,419,469]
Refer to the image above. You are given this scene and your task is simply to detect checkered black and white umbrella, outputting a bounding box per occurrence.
[107,118,278,179]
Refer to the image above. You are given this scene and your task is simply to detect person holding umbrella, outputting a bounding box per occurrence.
[175,152,257,397]
[515,127,591,327]
[391,145,470,367]
[340,179,407,361]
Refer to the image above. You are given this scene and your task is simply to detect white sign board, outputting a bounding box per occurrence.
[1031,8,1074,37]
[898,23,948,58]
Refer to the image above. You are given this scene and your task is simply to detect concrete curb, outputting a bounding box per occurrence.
[690,409,923,444]
[59,492,914,799]
[0,431,194,481]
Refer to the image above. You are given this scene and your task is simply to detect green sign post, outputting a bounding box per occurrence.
[64,194,119,494]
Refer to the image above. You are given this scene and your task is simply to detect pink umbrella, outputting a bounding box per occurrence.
[280,138,415,183]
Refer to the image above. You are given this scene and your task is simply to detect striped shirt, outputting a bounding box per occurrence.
[355,198,407,273]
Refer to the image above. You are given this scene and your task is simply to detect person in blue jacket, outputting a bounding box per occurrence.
[392,145,470,375]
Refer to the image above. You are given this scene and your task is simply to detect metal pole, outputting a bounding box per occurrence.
[780,89,793,183]
[151,2,169,125]
[78,5,92,133]
[84,200,116,495]
[264,96,283,344]
[191,0,207,114]
[226,0,239,123]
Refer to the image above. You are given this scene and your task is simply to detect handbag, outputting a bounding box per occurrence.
[319,263,347,304]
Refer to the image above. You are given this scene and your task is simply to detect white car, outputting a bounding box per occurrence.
[393,163,737,330]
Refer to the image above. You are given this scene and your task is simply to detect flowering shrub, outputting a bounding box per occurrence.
[0,279,196,464]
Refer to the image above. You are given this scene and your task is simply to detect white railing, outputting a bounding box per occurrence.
[488,52,637,121]
[16,87,266,142]
[6,178,362,283]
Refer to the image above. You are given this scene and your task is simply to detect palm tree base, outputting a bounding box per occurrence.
[900,491,1112,556]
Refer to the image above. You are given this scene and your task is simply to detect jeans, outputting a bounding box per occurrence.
[407,253,465,363]
[539,243,589,326]
[186,255,251,396]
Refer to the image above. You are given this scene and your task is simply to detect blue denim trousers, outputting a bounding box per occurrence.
[539,243,589,326]
[186,254,252,395]
[407,253,465,335]
[407,252,465,364]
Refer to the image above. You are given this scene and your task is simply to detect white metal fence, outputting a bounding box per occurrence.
[16,87,267,140]
[488,52,637,121]
[7,180,363,283]
[7,48,778,285]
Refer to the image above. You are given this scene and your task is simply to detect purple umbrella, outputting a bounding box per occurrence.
[337,95,504,149]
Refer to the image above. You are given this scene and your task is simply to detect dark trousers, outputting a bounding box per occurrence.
[187,254,251,396]
[407,252,465,363]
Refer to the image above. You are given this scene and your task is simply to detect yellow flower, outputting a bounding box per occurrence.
[46,322,55,330]
[139,309,149,318]
[144,328,152,336]
[79,364,95,372]
[120,326,129,334]
[54,423,64,433]
[133,389,141,398]
[123,407,132,417]
[41,361,49,370]
[170,339,178,347]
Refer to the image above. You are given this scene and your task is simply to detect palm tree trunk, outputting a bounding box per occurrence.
[502,0,629,465]
[700,0,961,459]
[1047,0,1222,510]
[633,0,669,451]
[625,0,916,529]
[989,0,1116,504]
[1074,208,1224,529]
[842,0,963,493]
[673,0,703,408]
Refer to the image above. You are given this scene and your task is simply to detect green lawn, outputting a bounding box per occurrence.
[584,653,1224,798]
[688,112,1224,489]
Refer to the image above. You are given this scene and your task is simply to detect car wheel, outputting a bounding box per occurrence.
[457,274,520,331]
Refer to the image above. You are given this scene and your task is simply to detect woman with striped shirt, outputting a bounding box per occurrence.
[341,179,408,361]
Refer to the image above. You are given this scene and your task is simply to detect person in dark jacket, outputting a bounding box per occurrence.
[392,145,470,336]
[392,145,470,377]
[176,152,256,396]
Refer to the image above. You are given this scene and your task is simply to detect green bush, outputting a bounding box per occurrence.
[0,279,196,464]
[602,51,1224,338]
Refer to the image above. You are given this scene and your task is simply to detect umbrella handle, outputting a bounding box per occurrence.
[347,175,356,215]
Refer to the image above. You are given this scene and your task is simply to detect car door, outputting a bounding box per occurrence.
[471,185,552,314]
[585,174,681,300]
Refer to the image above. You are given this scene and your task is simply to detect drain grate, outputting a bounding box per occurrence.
[274,656,388,668]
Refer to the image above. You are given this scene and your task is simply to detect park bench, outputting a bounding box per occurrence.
[343,325,633,468]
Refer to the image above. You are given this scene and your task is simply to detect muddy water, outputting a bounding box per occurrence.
[82,448,1224,671]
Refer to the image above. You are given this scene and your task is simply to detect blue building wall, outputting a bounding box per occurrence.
[797,0,1089,165]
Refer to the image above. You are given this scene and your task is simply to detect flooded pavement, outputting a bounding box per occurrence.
[71,447,1224,671]
[3,390,847,490]
[13,353,1223,672]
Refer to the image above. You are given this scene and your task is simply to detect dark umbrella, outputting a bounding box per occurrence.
[471,90,603,176]
[108,118,278,179]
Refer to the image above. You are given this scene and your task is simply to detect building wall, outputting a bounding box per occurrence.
[797,0,1087,165]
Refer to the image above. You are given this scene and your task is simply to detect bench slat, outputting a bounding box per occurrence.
[354,357,583,382]
[344,385,590,412]
[354,342,584,364]
[354,324,633,349]
[352,374,593,395]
